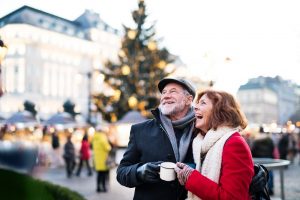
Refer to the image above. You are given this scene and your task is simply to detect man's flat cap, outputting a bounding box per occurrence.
[158,77,196,98]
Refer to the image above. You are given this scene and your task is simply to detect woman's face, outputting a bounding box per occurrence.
[194,94,213,133]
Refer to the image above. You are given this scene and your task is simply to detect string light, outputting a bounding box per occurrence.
[121,65,131,75]
[127,30,137,40]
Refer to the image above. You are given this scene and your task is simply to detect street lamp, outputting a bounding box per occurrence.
[0,38,8,97]
[87,69,103,125]
[87,72,92,125]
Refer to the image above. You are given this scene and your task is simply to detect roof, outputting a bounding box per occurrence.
[44,112,75,125]
[0,5,120,39]
[5,111,39,125]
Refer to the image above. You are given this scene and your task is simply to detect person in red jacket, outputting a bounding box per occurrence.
[175,89,254,200]
[76,133,93,176]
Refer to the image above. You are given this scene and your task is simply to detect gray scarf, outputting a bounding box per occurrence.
[159,107,195,162]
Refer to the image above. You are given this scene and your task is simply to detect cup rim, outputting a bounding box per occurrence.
[160,162,176,169]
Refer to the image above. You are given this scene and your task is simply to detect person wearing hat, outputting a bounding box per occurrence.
[117,77,197,200]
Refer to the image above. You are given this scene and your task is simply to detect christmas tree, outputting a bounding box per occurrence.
[94,0,174,122]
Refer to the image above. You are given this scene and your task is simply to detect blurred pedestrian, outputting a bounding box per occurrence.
[76,133,92,176]
[298,132,300,165]
[287,132,297,164]
[278,132,289,160]
[0,124,7,140]
[63,134,76,178]
[251,127,275,195]
[92,127,112,192]
[51,130,62,168]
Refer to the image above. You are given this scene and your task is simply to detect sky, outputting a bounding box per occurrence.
[1,0,300,94]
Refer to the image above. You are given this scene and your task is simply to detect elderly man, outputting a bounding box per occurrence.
[117,77,196,200]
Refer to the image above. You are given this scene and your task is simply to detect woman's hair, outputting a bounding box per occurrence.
[196,89,248,130]
[82,133,88,141]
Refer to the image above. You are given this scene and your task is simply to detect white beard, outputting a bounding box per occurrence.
[159,99,186,116]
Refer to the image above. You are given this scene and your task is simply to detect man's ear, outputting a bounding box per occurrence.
[186,95,193,105]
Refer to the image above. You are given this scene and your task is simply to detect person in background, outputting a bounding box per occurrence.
[297,132,300,165]
[251,126,275,195]
[76,133,92,176]
[51,130,62,168]
[0,124,7,140]
[278,132,288,160]
[117,77,196,200]
[63,134,76,178]
[92,126,112,192]
[175,89,254,199]
[287,132,297,164]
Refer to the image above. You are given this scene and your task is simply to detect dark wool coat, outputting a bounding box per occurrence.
[117,108,195,200]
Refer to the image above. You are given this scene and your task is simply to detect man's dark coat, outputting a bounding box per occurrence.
[117,108,194,200]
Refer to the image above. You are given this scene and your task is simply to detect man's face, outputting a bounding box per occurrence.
[159,83,192,117]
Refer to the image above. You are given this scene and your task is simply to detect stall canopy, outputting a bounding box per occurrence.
[113,111,147,147]
[44,112,75,125]
[5,111,39,126]
[43,112,86,128]
[0,115,5,125]
[116,110,147,124]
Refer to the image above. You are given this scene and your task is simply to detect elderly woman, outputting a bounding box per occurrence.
[175,90,254,200]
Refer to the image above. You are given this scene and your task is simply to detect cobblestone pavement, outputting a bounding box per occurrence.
[35,166,134,200]
[35,157,300,200]
[272,158,300,200]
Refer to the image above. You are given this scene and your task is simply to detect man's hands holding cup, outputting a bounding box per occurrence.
[136,161,162,183]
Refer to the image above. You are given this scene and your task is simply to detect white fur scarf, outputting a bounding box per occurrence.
[187,127,239,200]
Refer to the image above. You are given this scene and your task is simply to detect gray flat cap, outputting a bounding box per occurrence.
[158,77,196,98]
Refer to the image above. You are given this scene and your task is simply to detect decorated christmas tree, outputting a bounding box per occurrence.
[94,0,174,122]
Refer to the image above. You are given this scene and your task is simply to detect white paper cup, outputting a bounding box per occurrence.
[160,162,176,181]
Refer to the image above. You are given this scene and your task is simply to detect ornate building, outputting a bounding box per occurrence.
[0,6,121,120]
[237,76,299,125]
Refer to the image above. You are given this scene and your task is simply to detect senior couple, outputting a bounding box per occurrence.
[117,77,267,200]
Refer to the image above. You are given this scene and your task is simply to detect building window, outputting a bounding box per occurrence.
[42,66,50,96]
[51,22,56,28]
[16,45,26,55]
[50,67,58,97]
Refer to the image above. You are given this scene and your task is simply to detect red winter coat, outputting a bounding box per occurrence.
[80,140,91,160]
[186,133,254,200]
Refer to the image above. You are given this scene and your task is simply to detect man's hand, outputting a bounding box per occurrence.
[174,162,194,185]
[136,161,162,183]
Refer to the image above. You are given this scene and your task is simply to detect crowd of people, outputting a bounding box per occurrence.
[245,125,300,196]
[46,126,114,193]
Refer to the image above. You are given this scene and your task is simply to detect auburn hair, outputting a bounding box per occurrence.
[196,90,248,130]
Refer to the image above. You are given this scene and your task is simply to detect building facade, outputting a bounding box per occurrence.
[237,76,299,125]
[0,6,121,120]
[237,86,278,124]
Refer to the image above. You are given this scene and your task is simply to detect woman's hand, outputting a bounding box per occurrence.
[174,162,195,185]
